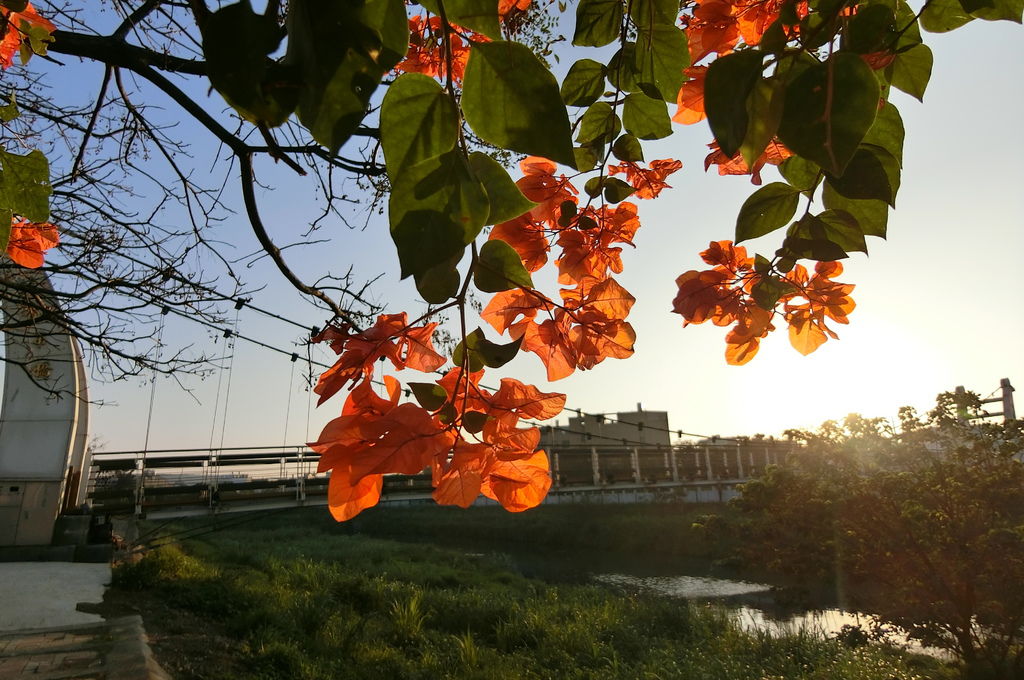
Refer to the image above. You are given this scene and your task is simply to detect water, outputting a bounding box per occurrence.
[591,571,947,658]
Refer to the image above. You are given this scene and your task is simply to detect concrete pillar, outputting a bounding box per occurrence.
[670,448,679,482]
[704,446,712,480]
[553,452,561,486]
[1001,378,1016,421]
[591,447,600,486]
[631,448,640,483]
[735,445,744,479]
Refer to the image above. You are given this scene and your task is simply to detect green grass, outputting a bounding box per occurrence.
[114,506,956,680]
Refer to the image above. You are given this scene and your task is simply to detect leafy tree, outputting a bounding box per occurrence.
[0,0,1020,518]
[735,397,1024,679]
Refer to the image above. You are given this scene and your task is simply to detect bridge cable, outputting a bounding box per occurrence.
[137,293,748,448]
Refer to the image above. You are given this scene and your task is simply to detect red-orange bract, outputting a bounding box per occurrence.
[0,2,54,69]
[6,219,59,268]
[672,241,855,364]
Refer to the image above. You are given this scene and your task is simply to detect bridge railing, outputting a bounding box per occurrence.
[87,441,797,516]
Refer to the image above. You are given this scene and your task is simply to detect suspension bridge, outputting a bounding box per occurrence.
[84,440,794,520]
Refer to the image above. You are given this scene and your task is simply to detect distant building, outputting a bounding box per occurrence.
[540,403,671,450]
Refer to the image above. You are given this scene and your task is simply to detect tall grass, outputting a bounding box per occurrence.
[117,509,955,680]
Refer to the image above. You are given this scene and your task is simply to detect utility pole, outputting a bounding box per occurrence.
[955,378,1016,423]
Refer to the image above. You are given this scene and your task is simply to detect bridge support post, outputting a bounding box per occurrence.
[735,444,744,479]
[631,448,640,484]
[553,453,561,487]
[590,447,600,486]
[669,449,678,482]
[703,447,712,481]
[134,458,144,517]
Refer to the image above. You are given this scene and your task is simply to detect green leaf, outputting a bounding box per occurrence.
[574,0,624,46]
[752,276,795,309]
[735,182,800,242]
[389,151,489,281]
[893,1,924,48]
[380,74,458,178]
[823,182,889,238]
[739,78,784,169]
[971,0,1024,21]
[628,0,679,25]
[409,382,449,411]
[622,93,672,140]
[577,102,621,144]
[574,144,602,171]
[561,59,607,107]
[584,176,603,197]
[0,215,10,253]
[0,148,51,223]
[201,2,296,126]
[286,0,408,152]
[474,239,534,292]
[788,210,867,254]
[607,43,641,93]
[862,101,905,165]
[846,4,897,53]
[453,331,486,372]
[463,41,576,168]
[959,0,995,12]
[362,0,410,70]
[612,134,644,162]
[414,258,463,303]
[419,0,501,39]
[462,411,490,433]
[920,0,974,31]
[704,50,765,158]
[799,12,840,49]
[782,235,848,261]
[633,23,689,101]
[778,52,880,176]
[825,144,900,205]
[603,177,636,203]
[778,156,821,192]
[0,94,18,123]
[886,44,933,101]
[455,328,524,369]
[469,152,537,225]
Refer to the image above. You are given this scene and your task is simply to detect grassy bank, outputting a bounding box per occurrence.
[112,507,954,680]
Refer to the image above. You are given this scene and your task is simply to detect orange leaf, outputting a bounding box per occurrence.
[490,216,549,272]
[6,219,59,268]
[673,67,707,125]
[0,3,55,69]
[327,469,383,522]
[787,311,828,355]
[481,450,552,512]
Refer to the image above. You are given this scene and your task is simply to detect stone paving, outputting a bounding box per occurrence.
[0,616,169,680]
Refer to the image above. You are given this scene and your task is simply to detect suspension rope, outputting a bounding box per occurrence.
[217,302,244,452]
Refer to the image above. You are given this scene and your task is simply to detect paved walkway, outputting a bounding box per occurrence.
[0,563,170,679]
[0,616,169,679]
[0,563,109,632]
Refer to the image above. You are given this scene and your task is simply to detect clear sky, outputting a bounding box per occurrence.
[14,8,1022,453]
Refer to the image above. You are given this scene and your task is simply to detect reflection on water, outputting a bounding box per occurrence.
[593,571,947,658]
[595,572,772,599]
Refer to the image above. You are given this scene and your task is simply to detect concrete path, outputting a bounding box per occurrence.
[0,616,170,679]
[0,563,171,679]
[0,563,109,632]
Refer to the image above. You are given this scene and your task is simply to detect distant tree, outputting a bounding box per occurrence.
[735,395,1024,679]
